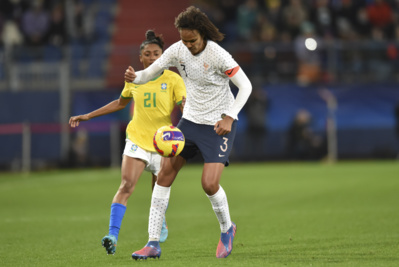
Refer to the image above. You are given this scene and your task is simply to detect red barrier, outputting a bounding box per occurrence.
[0,123,24,134]
[0,122,115,135]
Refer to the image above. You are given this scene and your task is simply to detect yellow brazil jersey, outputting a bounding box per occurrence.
[121,70,186,152]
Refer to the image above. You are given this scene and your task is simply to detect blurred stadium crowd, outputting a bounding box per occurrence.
[0,0,110,49]
[197,0,399,43]
[1,0,399,84]
[2,0,399,47]
[0,0,113,82]
[192,0,399,85]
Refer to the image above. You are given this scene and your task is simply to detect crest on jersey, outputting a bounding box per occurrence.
[161,83,167,91]
[204,62,209,71]
[130,144,138,152]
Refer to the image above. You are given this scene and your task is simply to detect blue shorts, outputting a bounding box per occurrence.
[177,118,237,166]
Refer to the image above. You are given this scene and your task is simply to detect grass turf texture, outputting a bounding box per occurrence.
[0,161,398,266]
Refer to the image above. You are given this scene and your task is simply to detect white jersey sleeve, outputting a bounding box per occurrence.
[154,42,181,69]
[228,68,252,119]
[133,42,181,84]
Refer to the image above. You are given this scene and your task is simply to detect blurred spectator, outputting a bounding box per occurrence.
[21,0,50,46]
[217,0,240,42]
[286,109,325,160]
[281,0,308,39]
[367,25,393,81]
[366,0,394,39]
[244,77,269,160]
[46,3,67,46]
[273,30,298,81]
[0,13,5,44]
[387,25,399,76]
[1,19,23,47]
[263,0,282,30]
[356,6,373,39]
[294,21,322,85]
[309,0,336,39]
[0,0,27,22]
[334,0,366,40]
[237,0,260,41]
[257,15,277,43]
[65,0,95,42]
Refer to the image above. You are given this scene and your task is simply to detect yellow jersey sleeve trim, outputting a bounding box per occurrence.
[120,94,132,99]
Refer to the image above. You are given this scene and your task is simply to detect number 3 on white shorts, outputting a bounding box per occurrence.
[220,137,228,152]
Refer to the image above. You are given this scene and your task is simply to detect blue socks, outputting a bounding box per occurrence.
[109,203,126,240]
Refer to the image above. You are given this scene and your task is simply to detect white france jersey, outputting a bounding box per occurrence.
[155,40,238,125]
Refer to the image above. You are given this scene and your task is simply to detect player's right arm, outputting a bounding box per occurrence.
[69,97,131,128]
[125,43,177,84]
[124,62,163,84]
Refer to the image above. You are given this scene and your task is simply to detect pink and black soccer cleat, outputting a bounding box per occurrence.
[132,241,161,260]
[216,222,237,258]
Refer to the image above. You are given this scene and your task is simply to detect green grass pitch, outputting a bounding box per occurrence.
[0,161,398,266]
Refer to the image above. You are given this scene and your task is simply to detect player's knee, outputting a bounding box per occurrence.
[119,178,135,195]
[201,180,218,195]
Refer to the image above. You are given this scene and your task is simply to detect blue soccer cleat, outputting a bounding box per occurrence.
[132,241,161,260]
[101,235,117,255]
[216,222,237,258]
[160,217,168,243]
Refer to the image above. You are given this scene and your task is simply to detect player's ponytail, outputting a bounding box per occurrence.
[140,30,165,52]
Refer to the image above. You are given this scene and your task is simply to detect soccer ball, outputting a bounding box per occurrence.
[153,125,185,157]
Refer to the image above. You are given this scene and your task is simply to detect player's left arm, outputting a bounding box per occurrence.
[214,66,252,135]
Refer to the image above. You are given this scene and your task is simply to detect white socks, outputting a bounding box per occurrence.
[207,186,232,233]
[148,183,170,241]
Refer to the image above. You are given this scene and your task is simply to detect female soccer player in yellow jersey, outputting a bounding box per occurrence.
[69,30,186,255]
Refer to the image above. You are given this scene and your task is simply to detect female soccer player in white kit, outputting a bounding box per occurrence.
[125,6,252,259]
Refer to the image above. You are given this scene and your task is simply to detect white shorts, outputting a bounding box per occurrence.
[123,139,162,176]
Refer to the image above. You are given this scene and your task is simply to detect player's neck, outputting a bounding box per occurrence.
[195,40,207,56]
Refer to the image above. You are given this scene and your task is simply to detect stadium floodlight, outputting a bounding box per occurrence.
[305,38,317,51]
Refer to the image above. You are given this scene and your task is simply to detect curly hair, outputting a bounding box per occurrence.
[139,30,165,53]
[174,6,224,42]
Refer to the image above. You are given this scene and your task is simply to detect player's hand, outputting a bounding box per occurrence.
[214,115,234,136]
[125,66,136,82]
[69,114,90,128]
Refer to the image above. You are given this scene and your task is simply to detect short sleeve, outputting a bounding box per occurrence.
[173,75,186,105]
[120,82,134,99]
[216,45,238,73]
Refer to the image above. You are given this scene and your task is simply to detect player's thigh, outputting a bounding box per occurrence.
[177,118,200,161]
[157,156,186,187]
[121,155,146,186]
[121,140,149,185]
[199,121,237,164]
